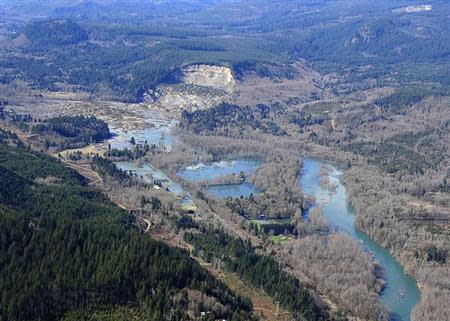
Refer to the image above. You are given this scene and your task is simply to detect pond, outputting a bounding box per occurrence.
[178,159,261,182]
[178,158,261,198]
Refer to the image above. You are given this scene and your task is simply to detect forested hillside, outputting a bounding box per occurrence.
[2,1,449,101]
[25,19,88,46]
[31,115,111,150]
[0,142,256,321]
[185,226,323,321]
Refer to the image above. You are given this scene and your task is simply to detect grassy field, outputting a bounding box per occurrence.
[303,101,341,116]
[270,235,295,245]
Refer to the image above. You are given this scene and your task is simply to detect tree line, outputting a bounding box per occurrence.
[184,225,325,321]
[0,142,256,321]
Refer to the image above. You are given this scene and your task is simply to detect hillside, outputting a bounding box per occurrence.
[2,1,449,101]
[24,19,88,46]
[0,141,255,321]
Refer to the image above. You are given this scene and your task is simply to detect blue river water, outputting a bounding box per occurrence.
[300,158,420,321]
[110,126,419,321]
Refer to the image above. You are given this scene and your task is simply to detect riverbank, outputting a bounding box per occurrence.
[300,157,420,321]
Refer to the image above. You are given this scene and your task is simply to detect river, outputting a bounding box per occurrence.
[300,157,420,321]
[108,120,420,320]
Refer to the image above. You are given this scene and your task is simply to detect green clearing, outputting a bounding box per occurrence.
[270,235,294,245]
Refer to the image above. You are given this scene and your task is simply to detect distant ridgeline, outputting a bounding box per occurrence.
[3,16,293,102]
[4,4,449,102]
[2,0,450,103]
[0,140,257,321]
[294,16,450,85]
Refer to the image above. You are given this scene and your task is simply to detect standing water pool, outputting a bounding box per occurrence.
[178,159,261,198]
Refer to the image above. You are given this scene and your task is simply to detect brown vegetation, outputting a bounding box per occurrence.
[284,233,387,321]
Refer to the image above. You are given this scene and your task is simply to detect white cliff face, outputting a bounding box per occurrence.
[181,65,235,93]
[156,86,226,112]
[146,64,235,113]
